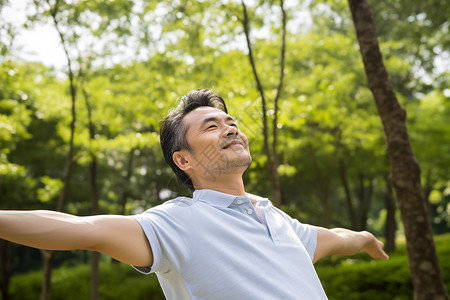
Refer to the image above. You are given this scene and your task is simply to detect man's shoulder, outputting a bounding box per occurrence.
[163,196,196,207]
[138,196,196,217]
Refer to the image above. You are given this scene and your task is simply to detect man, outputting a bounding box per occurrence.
[0,89,388,299]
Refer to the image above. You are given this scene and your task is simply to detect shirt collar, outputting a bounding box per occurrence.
[246,192,269,203]
[194,189,247,208]
[193,189,270,208]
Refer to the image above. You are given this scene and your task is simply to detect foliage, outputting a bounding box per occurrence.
[9,261,164,300]
[8,234,450,299]
[0,0,446,224]
[0,0,449,296]
[315,233,450,299]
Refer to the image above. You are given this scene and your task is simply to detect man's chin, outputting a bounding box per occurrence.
[212,156,252,175]
[228,155,252,169]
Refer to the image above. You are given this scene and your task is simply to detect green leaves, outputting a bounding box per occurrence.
[0,0,447,228]
[37,176,63,203]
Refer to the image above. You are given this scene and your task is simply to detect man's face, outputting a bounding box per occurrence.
[178,106,252,180]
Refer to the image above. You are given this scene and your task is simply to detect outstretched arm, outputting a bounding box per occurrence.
[313,227,389,263]
[0,210,153,268]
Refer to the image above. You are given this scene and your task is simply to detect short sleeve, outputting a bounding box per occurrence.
[289,220,317,260]
[131,201,192,274]
[132,212,166,274]
[273,208,318,260]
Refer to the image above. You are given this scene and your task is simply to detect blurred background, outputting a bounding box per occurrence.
[0,0,449,299]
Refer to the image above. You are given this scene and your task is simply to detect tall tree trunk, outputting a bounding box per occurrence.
[89,156,100,300]
[40,250,55,300]
[348,1,448,299]
[356,172,366,230]
[120,149,135,215]
[423,170,434,215]
[305,128,341,227]
[83,88,100,300]
[423,170,433,200]
[90,252,100,300]
[240,0,286,207]
[307,145,331,226]
[356,173,373,231]
[385,176,397,252]
[364,178,374,229]
[41,1,78,299]
[339,160,357,229]
[0,240,13,300]
[270,0,286,208]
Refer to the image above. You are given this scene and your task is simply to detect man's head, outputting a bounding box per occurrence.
[161,89,243,191]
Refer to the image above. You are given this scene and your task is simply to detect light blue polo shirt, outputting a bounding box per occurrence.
[133,189,328,299]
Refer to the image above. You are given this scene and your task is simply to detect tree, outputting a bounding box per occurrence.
[238,0,287,207]
[0,60,38,300]
[40,3,77,298]
[347,0,448,298]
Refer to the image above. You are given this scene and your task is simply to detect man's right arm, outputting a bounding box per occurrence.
[0,210,153,268]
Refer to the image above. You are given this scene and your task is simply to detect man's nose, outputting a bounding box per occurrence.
[225,126,238,136]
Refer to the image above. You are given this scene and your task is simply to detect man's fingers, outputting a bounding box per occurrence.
[366,239,389,260]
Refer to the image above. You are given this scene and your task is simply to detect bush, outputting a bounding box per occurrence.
[8,234,450,299]
[10,262,164,300]
[316,256,413,299]
[315,233,450,299]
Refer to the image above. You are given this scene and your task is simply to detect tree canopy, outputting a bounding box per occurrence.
[0,0,449,298]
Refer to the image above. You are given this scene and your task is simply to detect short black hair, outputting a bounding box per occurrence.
[160,89,228,191]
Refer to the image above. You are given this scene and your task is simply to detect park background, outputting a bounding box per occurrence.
[0,0,449,299]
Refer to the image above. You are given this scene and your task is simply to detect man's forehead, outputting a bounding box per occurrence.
[189,106,227,115]
[183,106,234,126]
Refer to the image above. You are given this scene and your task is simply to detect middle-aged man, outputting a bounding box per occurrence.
[0,89,389,299]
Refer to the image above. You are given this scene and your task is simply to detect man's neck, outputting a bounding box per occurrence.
[194,175,246,196]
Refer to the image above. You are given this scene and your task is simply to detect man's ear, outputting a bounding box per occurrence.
[172,150,191,171]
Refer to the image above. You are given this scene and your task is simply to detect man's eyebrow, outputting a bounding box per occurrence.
[200,116,237,125]
[227,116,237,123]
[201,117,219,126]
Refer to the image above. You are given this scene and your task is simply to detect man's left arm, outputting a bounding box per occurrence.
[313,227,389,263]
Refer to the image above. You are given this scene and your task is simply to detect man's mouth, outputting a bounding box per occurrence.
[222,139,245,149]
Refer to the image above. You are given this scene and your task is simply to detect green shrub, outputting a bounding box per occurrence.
[316,256,413,299]
[8,234,450,299]
[10,262,164,300]
[9,270,43,300]
[315,233,450,299]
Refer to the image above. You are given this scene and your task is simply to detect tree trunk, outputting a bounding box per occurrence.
[356,173,373,231]
[89,156,100,300]
[423,170,434,215]
[90,252,100,300]
[240,0,286,207]
[339,160,357,229]
[40,250,55,300]
[307,145,331,226]
[40,2,78,298]
[0,240,13,300]
[348,1,448,299]
[270,154,282,208]
[120,149,135,215]
[83,88,100,300]
[385,176,397,252]
[356,172,366,230]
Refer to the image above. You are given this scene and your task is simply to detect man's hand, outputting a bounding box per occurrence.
[363,235,390,260]
[314,227,389,263]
